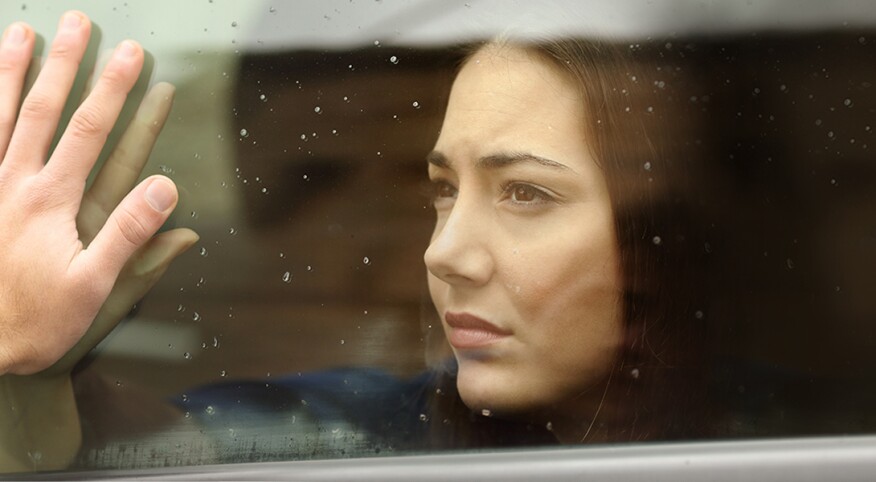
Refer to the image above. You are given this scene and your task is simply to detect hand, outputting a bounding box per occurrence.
[0,12,196,376]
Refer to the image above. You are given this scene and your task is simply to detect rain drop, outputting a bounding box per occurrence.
[643,161,652,171]
[389,55,398,64]
[419,414,429,422]
[630,368,640,379]
[282,271,292,283]
[259,94,267,102]
[239,128,249,137]
[219,370,227,377]
[192,312,201,321]
[412,101,420,109]
[652,236,662,245]
[314,106,321,113]
[199,247,208,257]
[481,409,492,417]
[205,405,215,415]
[230,21,238,27]
[363,256,371,265]
[695,310,705,320]
[183,352,192,360]
[844,98,853,107]
[213,336,220,348]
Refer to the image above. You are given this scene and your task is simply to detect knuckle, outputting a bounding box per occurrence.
[68,106,107,138]
[19,93,57,120]
[112,206,151,248]
[98,66,129,90]
[47,39,76,62]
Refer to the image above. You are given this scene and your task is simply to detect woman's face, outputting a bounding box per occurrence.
[425,46,624,416]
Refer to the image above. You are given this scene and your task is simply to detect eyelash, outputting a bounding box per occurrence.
[499,181,555,206]
[425,179,555,208]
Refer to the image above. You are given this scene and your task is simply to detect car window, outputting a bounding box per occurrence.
[2,0,876,476]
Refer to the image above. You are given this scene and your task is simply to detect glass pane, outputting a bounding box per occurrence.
[1,0,876,475]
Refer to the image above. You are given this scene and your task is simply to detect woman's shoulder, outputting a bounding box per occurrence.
[177,367,436,459]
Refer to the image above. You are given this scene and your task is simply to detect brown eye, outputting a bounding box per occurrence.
[511,184,538,202]
[436,181,458,199]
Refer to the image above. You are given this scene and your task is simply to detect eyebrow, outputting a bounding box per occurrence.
[426,150,573,172]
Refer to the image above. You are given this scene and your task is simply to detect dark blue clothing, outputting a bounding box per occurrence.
[174,366,556,460]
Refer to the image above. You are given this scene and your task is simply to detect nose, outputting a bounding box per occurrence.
[423,196,494,287]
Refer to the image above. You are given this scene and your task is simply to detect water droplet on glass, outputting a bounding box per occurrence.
[363,256,370,265]
[631,368,641,379]
[269,6,276,13]
[412,101,420,109]
[373,40,380,46]
[192,312,201,321]
[314,106,321,113]
[844,98,853,107]
[159,164,174,174]
[183,352,192,360]
[389,55,398,64]
[199,247,208,257]
[184,411,191,418]
[213,336,220,348]
[695,310,705,320]
[646,106,654,113]
[205,405,215,415]
[306,265,313,271]
[115,380,123,387]
[229,227,237,235]
[177,304,185,312]
[643,161,652,171]
[481,409,492,417]
[239,128,248,137]
[786,258,795,269]
[546,421,553,431]
[230,21,238,27]
[259,94,267,102]
[340,339,345,345]
[282,271,292,283]
[419,413,428,422]
[219,370,227,377]
[652,236,662,245]
[181,394,189,402]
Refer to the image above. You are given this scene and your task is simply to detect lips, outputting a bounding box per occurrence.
[444,312,511,349]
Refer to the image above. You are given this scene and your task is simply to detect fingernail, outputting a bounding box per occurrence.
[145,178,177,212]
[4,23,26,46]
[116,40,138,58]
[61,12,82,31]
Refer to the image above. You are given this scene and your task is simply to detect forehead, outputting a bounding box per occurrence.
[435,45,588,161]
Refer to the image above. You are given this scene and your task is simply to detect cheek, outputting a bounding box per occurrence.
[507,227,623,346]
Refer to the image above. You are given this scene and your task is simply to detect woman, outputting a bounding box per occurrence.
[0,13,711,471]
[423,39,711,447]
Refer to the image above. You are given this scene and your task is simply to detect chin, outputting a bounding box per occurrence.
[454,360,539,415]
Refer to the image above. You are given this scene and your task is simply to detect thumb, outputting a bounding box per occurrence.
[81,175,178,277]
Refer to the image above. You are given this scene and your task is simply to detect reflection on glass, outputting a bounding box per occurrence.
[1,0,876,474]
